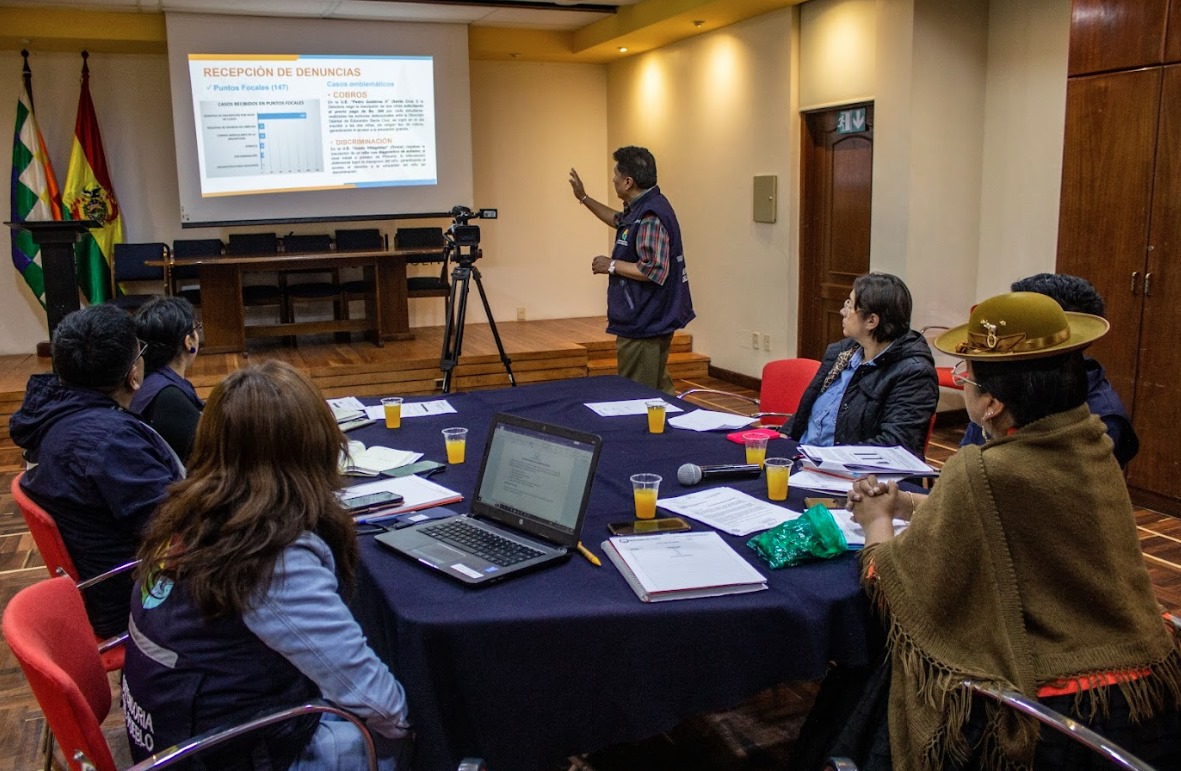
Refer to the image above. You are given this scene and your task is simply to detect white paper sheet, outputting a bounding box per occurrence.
[656,487,796,536]
[340,475,463,521]
[667,409,758,432]
[583,399,686,417]
[789,469,907,494]
[798,444,934,475]
[364,399,458,421]
[829,507,909,547]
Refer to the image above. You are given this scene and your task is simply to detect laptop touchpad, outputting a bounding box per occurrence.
[415,542,470,563]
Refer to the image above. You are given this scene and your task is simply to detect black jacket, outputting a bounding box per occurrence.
[788,330,940,458]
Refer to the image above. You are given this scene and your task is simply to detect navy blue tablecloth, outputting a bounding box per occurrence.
[349,376,873,771]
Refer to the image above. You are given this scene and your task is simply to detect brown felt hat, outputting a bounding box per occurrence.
[933,291,1109,361]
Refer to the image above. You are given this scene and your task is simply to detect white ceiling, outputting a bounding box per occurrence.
[2,0,638,30]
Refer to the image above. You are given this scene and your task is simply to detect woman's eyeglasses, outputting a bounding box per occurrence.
[950,361,981,389]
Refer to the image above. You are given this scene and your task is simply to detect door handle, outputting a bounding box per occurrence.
[1131,271,1139,295]
[1144,272,1153,297]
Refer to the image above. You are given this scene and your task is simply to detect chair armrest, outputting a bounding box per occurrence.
[76,559,140,591]
[125,700,380,771]
[824,759,859,771]
[98,631,129,655]
[677,388,759,408]
[962,680,1156,771]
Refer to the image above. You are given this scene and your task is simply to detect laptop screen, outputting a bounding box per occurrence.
[472,414,601,545]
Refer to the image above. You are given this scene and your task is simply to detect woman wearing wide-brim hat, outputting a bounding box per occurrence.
[832,292,1181,771]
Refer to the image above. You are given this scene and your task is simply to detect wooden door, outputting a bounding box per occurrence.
[1127,64,1181,499]
[1056,68,1160,402]
[1068,0,1168,76]
[1168,0,1181,63]
[798,103,873,361]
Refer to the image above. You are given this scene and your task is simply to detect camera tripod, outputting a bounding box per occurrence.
[439,239,516,394]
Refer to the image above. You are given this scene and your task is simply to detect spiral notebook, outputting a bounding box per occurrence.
[602,531,767,602]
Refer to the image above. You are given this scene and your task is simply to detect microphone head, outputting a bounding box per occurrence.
[677,463,703,486]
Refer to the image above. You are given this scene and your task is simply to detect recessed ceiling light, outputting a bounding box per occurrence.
[618,47,628,53]
[693,20,705,28]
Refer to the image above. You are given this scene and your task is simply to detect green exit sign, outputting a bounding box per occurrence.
[836,107,867,134]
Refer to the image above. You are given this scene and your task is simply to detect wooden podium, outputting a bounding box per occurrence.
[6,219,97,356]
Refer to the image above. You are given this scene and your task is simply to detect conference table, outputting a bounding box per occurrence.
[155,247,439,353]
[347,376,874,771]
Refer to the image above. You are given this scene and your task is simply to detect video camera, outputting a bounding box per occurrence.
[446,205,497,248]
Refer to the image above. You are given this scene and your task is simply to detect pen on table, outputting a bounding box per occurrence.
[577,541,602,567]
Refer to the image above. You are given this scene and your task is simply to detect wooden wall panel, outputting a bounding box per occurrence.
[1068,0,1167,75]
[1057,69,1160,401]
[1167,0,1181,63]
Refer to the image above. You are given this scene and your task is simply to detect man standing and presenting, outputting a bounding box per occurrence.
[570,146,694,393]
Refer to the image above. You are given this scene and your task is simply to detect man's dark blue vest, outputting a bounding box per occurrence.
[124,576,319,771]
[607,186,695,338]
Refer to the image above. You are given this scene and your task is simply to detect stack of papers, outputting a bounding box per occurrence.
[583,399,685,417]
[341,475,464,522]
[667,409,758,432]
[340,440,422,476]
[798,444,935,477]
[601,531,767,602]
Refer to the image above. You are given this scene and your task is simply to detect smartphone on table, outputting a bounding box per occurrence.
[343,490,404,515]
[607,517,691,536]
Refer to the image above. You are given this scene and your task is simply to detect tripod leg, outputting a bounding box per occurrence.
[440,266,472,394]
[470,267,516,387]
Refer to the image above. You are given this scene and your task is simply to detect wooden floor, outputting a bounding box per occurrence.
[1,320,1179,770]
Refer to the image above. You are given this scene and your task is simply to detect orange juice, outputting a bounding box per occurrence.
[633,487,659,519]
[383,401,402,429]
[765,462,790,501]
[745,444,767,468]
[445,437,466,464]
[646,402,666,434]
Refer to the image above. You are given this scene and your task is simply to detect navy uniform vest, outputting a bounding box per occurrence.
[123,575,320,771]
[607,186,695,338]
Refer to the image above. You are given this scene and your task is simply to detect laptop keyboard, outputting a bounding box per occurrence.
[423,519,546,567]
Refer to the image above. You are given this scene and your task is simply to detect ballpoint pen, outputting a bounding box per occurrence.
[576,541,602,567]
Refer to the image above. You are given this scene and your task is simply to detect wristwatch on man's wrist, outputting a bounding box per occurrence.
[608,260,617,275]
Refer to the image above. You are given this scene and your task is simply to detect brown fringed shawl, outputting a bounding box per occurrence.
[862,404,1181,771]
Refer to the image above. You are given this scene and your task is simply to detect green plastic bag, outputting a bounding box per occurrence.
[747,504,849,569]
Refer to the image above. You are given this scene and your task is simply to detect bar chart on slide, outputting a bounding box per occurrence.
[258,104,323,175]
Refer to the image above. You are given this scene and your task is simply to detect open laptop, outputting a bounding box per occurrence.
[376,413,602,585]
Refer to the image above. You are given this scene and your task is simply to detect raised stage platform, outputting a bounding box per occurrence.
[0,316,739,473]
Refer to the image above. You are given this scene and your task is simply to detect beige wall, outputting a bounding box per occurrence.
[975,0,1071,299]
[799,0,876,111]
[1,4,1074,377]
[607,8,799,376]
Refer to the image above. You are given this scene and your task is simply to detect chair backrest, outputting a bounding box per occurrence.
[962,680,1156,771]
[228,232,278,256]
[113,243,167,282]
[282,234,333,253]
[2,576,116,771]
[335,228,385,252]
[395,227,445,250]
[759,358,822,426]
[172,238,223,259]
[12,473,80,581]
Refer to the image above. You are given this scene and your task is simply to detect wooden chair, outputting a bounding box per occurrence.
[280,234,346,339]
[396,226,450,299]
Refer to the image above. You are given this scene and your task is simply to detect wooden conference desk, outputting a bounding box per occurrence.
[155,247,439,354]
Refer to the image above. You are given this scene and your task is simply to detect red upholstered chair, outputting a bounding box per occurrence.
[2,576,400,771]
[11,473,132,673]
[679,358,822,428]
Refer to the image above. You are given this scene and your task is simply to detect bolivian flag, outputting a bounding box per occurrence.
[63,52,121,304]
[9,54,61,307]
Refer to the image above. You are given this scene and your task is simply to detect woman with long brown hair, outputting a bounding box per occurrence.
[122,361,408,770]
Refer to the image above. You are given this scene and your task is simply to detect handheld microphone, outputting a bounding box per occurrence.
[677,462,763,486]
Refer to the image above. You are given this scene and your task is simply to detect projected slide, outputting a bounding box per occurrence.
[188,54,436,197]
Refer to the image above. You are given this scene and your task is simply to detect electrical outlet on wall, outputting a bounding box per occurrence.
[517,307,526,321]
[762,334,771,352]
[751,331,760,350]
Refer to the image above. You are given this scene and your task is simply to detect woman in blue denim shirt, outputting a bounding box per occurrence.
[123,361,409,771]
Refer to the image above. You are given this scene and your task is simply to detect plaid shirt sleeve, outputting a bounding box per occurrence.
[633,215,670,285]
